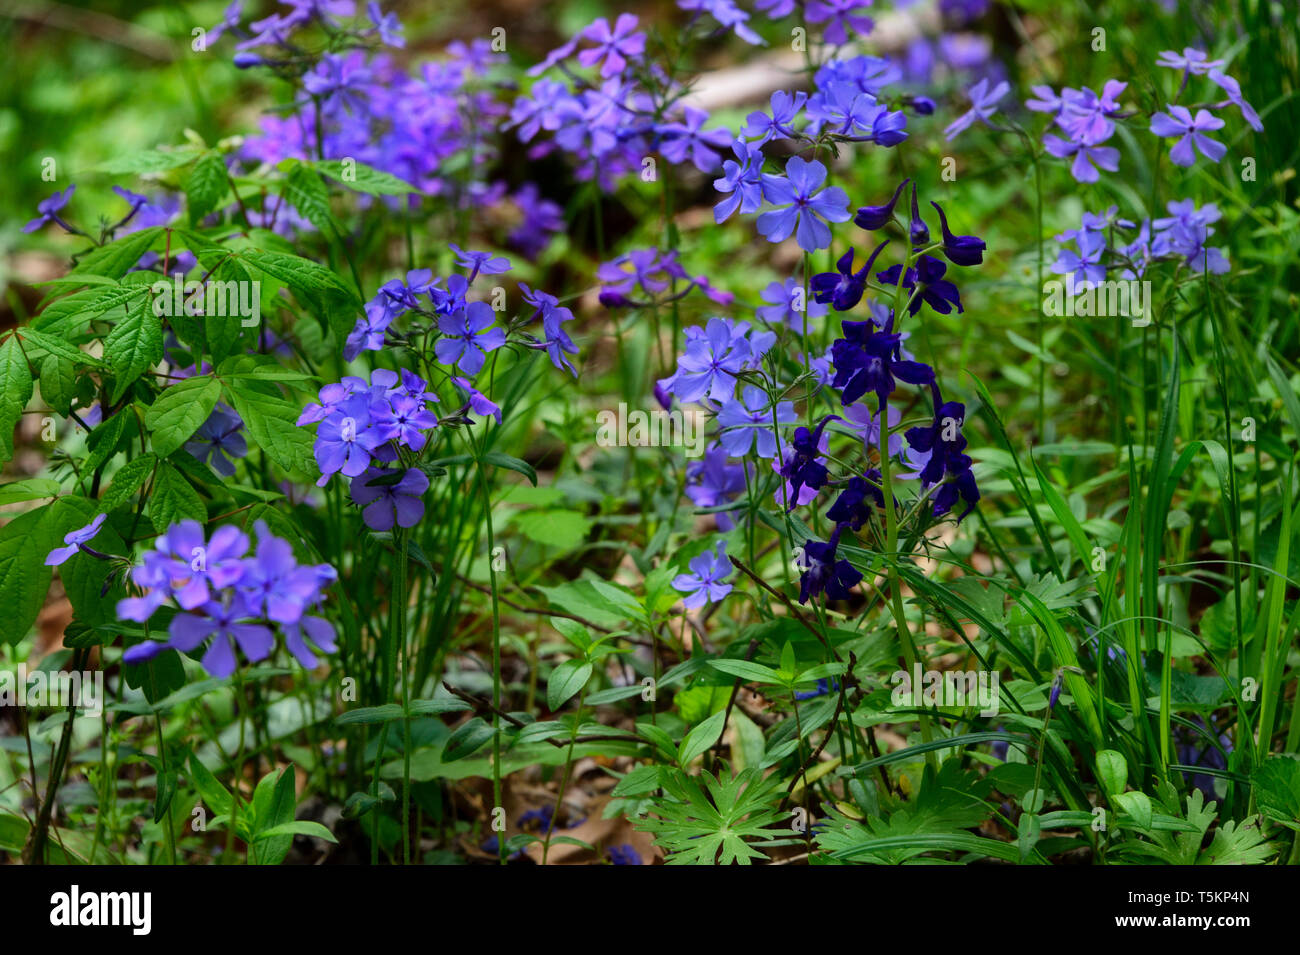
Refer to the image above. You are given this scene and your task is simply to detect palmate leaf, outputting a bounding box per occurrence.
[633,766,786,865]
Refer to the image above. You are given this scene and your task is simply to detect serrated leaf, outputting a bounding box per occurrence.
[149,462,206,532]
[72,227,163,279]
[283,162,335,233]
[185,152,229,223]
[146,376,221,458]
[225,387,315,480]
[97,454,157,511]
[313,158,417,196]
[104,296,163,403]
[95,148,202,175]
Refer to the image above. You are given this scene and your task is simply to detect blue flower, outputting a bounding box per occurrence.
[1150,106,1227,167]
[713,141,766,223]
[435,302,507,376]
[715,385,795,459]
[944,78,1009,140]
[672,540,733,609]
[45,513,108,566]
[23,185,76,233]
[757,156,851,252]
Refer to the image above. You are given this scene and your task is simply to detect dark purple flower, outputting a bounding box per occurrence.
[930,201,986,266]
[876,255,963,316]
[798,527,862,603]
[779,415,839,506]
[854,179,909,231]
[831,316,935,407]
[811,240,888,311]
[826,471,886,531]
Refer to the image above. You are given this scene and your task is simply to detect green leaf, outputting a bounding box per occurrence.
[0,505,55,646]
[442,717,496,762]
[239,249,353,300]
[103,295,163,403]
[283,162,335,234]
[1095,749,1128,798]
[149,462,207,532]
[19,328,98,366]
[72,227,163,279]
[546,659,593,711]
[38,354,76,416]
[1114,791,1153,829]
[251,766,299,864]
[678,710,727,766]
[146,376,222,458]
[708,659,783,685]
[185,152,230,223]
[514,509,589,552]
[205,257,255,362]
[480,451,538,486]
[313,158,417,196]
[1253,757,1300,830]
[97,454,157,511]
[254,820,338,843]
[335,704,404,726]
[0,478,62,507]
[95,148,202,175]
[225,387,315,480]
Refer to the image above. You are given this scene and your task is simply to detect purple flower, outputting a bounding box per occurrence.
[1041,133,1121,183]
[757,156,851,252]
[685,447,747,531]
[140,599,274,679]
[743,91,807,144]
[798,527,862,603]
[716,385,795,458]
[371,394,438,451]
[185,404,247,477]
[23,185,76,233]
[671,540,733,609]
[1207,70,1263,132]
[831,315,935,407]
[206,0,242,43]
[757,277,828,328]
[577,14,645,78]
[45,513,108,566]
[1150,105,1227,166]
[826,472,886,531]
[1155,47,1225,76]
[779,416,838,506]
[450,243,511,279]
[452,376,502,424]
[713,141,765,223]
[658,107,733,172]
[943,78,1009,140]
[843,402,901,457]
[313,396,382,487]
[812,241,888,311]
[509,183,565,259]
[350,467,429,531]
[302,52,372,114]
[877,255,964,316]
[239,522,333,625]
[606,843,642,865]
[930,202,986,266]
[854,178,908,231]
[435,302,507,376]
[805,0,873,45]
[1052,229,1108,288]
[659,317,751,403]
[367,1,404,47]
[121,521,249,614]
